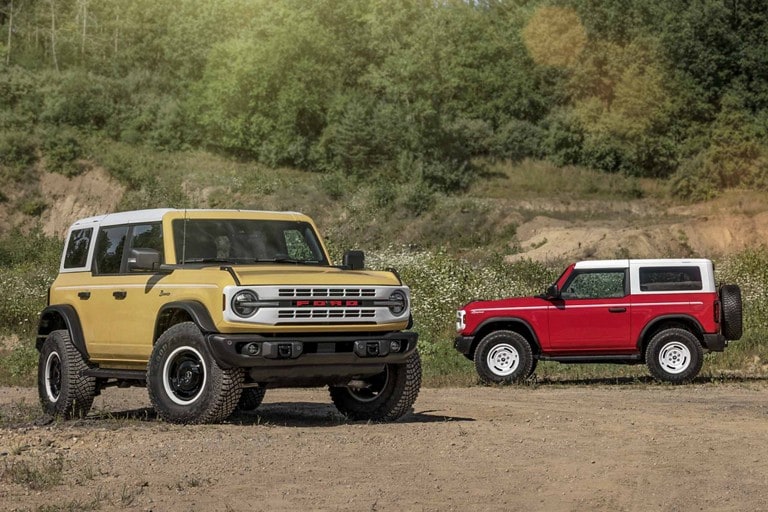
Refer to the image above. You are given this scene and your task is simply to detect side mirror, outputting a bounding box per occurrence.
[545,284,560,299]
[343,250,365,270]
[128,248,161,272]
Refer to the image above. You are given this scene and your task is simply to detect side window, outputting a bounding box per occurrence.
[129,223,164,270]
[63,228,93,269]
[639,266,702,291]
[93,226,128,275]
[562,270,627,299]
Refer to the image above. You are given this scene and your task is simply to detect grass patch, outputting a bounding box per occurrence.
[3,454,64,490]
[471,159,664,201]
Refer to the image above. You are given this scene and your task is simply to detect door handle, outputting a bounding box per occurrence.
[78,291,91,300]
[608,307,626,313]
[113,291,127,300]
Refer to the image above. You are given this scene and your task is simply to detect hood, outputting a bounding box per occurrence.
[463,295,548,311]
[230,265,403,287]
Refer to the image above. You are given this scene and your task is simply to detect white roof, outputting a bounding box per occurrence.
[69,208,305,229]
[575,258,712,270]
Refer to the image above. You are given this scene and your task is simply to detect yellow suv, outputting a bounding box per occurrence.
[36,209,420,423]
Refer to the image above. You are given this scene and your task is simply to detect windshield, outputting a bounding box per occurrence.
[172,218,329,265]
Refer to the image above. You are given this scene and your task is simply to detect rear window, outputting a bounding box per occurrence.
[63,228,93,269]
[639,266,702,292]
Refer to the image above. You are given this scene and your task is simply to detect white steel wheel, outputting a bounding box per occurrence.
[657,341,691,374]
[646,328,703,384]
[486,343,520,376]
[474,330,534,384]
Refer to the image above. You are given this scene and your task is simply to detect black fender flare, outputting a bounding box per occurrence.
[470,316,541,354]
[636,314,706,351]
[154,301,217,341]
[36,305,89,359]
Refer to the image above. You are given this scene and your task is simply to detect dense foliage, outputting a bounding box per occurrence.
[3,230,768,385]
[1,0,767,197]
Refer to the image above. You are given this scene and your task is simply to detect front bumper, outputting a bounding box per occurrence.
[206,331,418,369]
[454,335,474,355]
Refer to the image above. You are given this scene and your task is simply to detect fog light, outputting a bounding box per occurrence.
[245,342,260,356]
[390,340,401,352]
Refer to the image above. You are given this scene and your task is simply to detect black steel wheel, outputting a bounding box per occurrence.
[148,322,243,424]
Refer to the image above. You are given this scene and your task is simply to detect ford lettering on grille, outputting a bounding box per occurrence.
[294,300,360,307]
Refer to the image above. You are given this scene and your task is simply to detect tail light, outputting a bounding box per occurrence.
[714,299,721,323]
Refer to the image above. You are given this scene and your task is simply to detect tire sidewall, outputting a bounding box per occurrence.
[148,323,225,423]
[330,350,422,421]
[237,387,267,411]
[646,329,703,383]
[474,330,533,384]
[720,285,743,340]
[38,333,67,416]
[37,330,95,418]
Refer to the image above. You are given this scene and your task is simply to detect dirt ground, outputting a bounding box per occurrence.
[2,381,768,512]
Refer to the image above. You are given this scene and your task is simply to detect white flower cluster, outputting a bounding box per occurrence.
[0,268,55,332]
[368,246,557,361]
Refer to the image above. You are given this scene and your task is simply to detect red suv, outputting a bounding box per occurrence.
[454,259,742,383]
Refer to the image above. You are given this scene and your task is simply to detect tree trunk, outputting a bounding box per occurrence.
[48,0,59,71]
[5,0,12,65]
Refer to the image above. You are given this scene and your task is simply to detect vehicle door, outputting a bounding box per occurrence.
[547,268,632,352]
[85,222,165,366]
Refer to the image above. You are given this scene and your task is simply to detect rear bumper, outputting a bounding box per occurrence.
[205,331,418,369]
[703,333,726,352]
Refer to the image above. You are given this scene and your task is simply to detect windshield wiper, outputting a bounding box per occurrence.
[254,257,322,265]
[180,258,238,264]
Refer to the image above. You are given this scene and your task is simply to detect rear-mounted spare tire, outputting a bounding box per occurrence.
[720,284,743,341]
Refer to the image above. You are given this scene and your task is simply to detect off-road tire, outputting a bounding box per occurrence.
[720,285,743,341]
[474,330,534,384]
[37,330,96,419]
[237,387,267,411]
[148,322,243,424]
[330,350,422,422]
[646,328,703,383]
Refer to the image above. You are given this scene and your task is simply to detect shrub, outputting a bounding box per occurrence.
[42,127,83,177]
[402,181,436,216]
[491,119,545,161]
[0,129,37,170]
[319,170,346,200]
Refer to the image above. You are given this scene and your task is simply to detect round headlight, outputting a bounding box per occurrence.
[232,290,259,318]
[388,290,407,316]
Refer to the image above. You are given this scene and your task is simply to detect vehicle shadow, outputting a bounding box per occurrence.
[71,402,474,428]
[230,402,475,427]
[528,373,768,387]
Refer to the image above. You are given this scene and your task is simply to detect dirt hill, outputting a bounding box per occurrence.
[4,166,767,262]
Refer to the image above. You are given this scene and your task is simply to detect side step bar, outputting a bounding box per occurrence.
[82,368,147,381]
[538,354,643,365]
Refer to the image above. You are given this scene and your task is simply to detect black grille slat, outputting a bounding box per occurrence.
[277,287,377,299]
[277,309,376,320]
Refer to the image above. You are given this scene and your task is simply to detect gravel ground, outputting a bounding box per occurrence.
[2,381,768,511]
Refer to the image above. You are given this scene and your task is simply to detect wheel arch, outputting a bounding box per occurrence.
[638,315,705,355]
[36,305,88,359]
[469,317,541,359]
[154,301,217,343]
